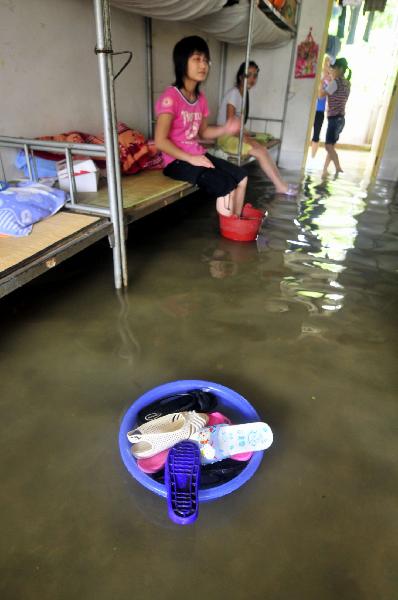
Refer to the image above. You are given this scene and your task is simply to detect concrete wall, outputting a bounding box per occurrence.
[279,0,330,170]
[0,0,146,136]
[0,0,147,175]
[379,101,398,181]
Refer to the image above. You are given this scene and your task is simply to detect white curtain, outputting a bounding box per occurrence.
[190,4,292,48]
[110,0,226,21]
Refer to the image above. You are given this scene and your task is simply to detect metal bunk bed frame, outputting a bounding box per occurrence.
[0,0,300,297]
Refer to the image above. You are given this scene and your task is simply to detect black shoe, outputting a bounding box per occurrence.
[136,389,218,426]
[199,459,247,488]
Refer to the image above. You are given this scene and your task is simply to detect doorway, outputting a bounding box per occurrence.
[305,0,398,182]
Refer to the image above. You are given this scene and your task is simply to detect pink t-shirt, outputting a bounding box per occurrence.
[155,86,209,166]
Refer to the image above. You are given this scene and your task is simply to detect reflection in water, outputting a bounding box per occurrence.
[202,237,259,279]
[295,176,367,261]
[116,289,141,370]
[244,168,396,347]
[262,174,369,319]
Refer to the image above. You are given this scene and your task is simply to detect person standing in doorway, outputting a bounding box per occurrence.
[311,55,331,158]
[319,57,352,177]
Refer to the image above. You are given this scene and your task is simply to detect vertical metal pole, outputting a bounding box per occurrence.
[93,0,127,289]
[218,42,228,108]
[237,0,256,166]
[277,0,303,164]
[31,150,39,182]
[65,148,77,203]
[110,97,128,286]
[145,17,154,139]
[108,36,128,286]
[24,144,33,181]
[0,151,7,186]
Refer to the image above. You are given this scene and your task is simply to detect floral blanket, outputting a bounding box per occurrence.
[35,123,163,175]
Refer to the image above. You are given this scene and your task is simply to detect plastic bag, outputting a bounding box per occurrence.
[294,28,319,79]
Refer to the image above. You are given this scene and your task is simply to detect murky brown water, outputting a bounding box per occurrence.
[1,164,397,600]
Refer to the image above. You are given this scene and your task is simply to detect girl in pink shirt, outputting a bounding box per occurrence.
[155,36,248,217]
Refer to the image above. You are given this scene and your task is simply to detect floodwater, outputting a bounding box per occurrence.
[1,161,397,600]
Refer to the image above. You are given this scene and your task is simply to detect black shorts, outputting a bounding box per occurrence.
[163,153,247,197]
[312,111,324,142]
[325,115,345,145]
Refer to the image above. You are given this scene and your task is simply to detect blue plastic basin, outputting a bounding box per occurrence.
[119,380,264,502]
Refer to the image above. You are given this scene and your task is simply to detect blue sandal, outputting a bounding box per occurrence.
[165,441,201,525]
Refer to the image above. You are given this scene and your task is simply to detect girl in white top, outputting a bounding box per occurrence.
[217,61,297,196]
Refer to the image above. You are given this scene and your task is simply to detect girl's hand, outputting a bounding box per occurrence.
[188,155,215,168]
[222,116,241,136]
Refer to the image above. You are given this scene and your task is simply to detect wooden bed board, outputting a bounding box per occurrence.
[0,172,196,299]
[79,170,194,211]
[0,212,110,298]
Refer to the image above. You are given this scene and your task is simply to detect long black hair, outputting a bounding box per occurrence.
[235,60,260,123]
[172,36,210,95]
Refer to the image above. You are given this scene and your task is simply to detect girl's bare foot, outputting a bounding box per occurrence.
[275,184,289,194]
[216,196,232,216]
[275,183,298,196]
